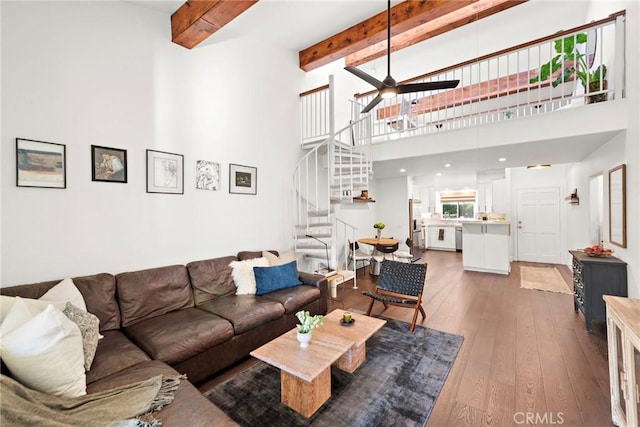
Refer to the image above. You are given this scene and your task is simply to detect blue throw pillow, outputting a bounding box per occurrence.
[254,261,302,296]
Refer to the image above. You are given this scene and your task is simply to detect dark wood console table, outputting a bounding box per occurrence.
[569,250,627,332]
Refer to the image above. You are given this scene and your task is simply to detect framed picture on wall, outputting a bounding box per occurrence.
[196,160,220,191]
[91,145,127,183]
[146,149,184,194]
[229,163,257,195]
[16,138,66,189]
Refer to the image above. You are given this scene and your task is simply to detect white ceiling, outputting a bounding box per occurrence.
[126,0,392,50]
[372,130,623,181]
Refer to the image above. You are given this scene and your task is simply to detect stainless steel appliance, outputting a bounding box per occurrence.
[455,226,463,251]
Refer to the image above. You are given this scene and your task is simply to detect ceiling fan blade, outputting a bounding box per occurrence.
[397,80,460,94]
[344,66,384,90]
[361,94,383,114]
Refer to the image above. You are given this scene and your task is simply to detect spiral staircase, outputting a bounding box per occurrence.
[293,94,372,289]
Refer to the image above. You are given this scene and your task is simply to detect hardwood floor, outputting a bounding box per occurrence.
[332,250,611,427]
[201,250,612,426]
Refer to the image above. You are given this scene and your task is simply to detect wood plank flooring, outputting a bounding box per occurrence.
[201,250,612,426]
[331,250,612,427]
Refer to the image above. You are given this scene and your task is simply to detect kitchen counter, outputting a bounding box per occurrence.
[462,222,510,275]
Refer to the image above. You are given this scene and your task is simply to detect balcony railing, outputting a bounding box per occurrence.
[351,11,626,142]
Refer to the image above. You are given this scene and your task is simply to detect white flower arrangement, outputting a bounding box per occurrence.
[295,310,323,334]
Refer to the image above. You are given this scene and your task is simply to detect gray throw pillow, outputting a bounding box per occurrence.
[63,302,100,371]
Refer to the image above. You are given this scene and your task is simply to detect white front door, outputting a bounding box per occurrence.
[516,188,561,263]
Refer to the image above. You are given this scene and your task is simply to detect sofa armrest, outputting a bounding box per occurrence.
[298,272,328,314]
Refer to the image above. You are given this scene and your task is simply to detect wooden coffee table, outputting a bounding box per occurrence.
[250,309,386,417]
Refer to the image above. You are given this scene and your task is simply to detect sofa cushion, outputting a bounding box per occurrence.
[0,300,86,397]
[197,295,285,335]
[117,265,193,327]
[0,273,120,332]
[124,308,234,365]
[254,261,302,296]
[186,256,238,305]
[262,285,322,314]
[87,360,233,427]
[86,330,151,385]
[63,302,100,371]
[262,250,296,266]
[229,257,269,295]
[237,250,278,261]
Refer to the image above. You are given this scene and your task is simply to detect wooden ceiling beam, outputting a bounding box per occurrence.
[346,0,527,67]
[298,0,478,72]
[171,0,259,49]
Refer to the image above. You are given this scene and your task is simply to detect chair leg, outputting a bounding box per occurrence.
[409,306,420,333]
[366,298,375,316]
[419,305,426,319]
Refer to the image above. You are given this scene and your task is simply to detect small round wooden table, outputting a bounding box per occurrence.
[357,237,399,275]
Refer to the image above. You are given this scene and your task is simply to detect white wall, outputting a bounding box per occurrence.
[374,176,410,241]
[1,1,302,285]
[583,0,640,298]
[566,135,626,256]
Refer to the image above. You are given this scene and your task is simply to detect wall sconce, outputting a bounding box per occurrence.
[565,188,579,205]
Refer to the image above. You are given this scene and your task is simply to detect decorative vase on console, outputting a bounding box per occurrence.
[295,310,323,348]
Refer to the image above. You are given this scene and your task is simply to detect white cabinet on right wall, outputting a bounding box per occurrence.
[462,222,510,274]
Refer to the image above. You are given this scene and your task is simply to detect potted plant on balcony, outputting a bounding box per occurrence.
[529,32,607,104]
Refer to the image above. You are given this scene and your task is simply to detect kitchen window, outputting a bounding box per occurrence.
[442,202,475,219]
[440,191,476,219]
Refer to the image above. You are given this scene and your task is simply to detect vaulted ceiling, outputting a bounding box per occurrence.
[162,0,527,71]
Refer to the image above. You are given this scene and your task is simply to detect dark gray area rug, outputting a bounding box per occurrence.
[205,319,463,427]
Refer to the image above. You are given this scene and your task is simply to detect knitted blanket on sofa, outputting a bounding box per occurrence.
[0,374,183,427]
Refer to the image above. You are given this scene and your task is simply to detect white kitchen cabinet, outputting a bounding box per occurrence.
[427,226,456,251]
[491,178,508,214]
[604,296,640,427]
[476,183,493,213]
[462,222,510,274]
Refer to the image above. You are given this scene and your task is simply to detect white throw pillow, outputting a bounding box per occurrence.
[0,278,86,323]
[262,251,297,266]
[229,257,269,295]
[0,298,86,397]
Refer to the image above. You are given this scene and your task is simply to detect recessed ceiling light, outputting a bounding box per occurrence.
[527,164,551,170]
[436,172,442,176]
[498,157,507,162]
[399,168,406,173]
[444,163,452,168]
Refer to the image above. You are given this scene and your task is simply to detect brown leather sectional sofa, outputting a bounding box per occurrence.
[1,250,328,426]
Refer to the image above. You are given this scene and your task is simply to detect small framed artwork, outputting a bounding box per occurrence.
[229,163,257,195]
[91,145,127,183]
[146,149,184,194]
[196,160,220,191]
[16,138,66,189]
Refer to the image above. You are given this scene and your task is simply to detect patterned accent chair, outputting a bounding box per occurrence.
[363,260,427,333]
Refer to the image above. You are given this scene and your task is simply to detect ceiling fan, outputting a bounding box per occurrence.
[345,0,460,114]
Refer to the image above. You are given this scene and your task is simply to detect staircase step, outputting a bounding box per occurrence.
[296,233,332,239]
[333,153,365,160]
[307,209,333,217]
[295,222,332,228]
[330,183,367,189]
[303,253,330,261]
[297,243,332,250]
[333,173,369,180]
